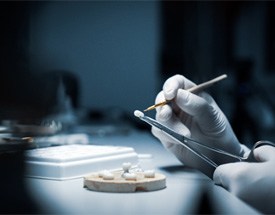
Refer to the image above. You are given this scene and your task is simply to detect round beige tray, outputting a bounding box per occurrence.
[84,171,166,193]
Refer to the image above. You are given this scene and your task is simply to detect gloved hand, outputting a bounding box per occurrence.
[151,74,246,168]
[214,145,275,214]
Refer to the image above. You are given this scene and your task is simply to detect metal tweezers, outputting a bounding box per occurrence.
[138,114,275,179]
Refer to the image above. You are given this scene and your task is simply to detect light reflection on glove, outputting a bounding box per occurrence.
[151,75,246,168]
[214,145,275,213]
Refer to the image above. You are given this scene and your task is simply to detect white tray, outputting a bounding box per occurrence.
[24,144,138,180]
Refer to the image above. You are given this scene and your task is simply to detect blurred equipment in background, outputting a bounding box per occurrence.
[0,2,80,213]
[0,2,38,213]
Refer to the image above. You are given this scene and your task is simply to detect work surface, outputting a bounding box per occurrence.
[25,130,259,214]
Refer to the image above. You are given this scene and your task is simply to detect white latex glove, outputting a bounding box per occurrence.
[151,74,246,168]
[214,145,275,214]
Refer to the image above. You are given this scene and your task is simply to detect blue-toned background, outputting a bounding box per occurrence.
[0,1,275,143]
[29,1,159,114]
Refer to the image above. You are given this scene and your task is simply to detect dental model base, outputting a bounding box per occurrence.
[84,162,166,193]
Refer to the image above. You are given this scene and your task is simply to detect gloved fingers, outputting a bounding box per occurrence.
[175,90,222,133]
[213,162,253,191]
[214,161,275,213]
[156,87,227,139]
[151,126,174,149]
[163,74,196,100]
[213,163,231,189]
[253,145,275,162]
[156,113,191,138]
[155,91,173,121]
[157,87,211,118]
[175,89,209,117]
[152,125,192,166]
[151,114,191,148]
[157,77,221,127]
[151,126,191,166]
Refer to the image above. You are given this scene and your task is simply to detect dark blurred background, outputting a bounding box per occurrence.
[1,1,275,145]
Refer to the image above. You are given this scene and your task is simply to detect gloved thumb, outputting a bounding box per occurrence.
[175,89,223,133]
[253,145,275,162]
[213,162,251,189]
[175,89,209,117]
[163,75,195,100]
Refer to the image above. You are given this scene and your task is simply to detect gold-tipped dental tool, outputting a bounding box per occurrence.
[144,74,227,112]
